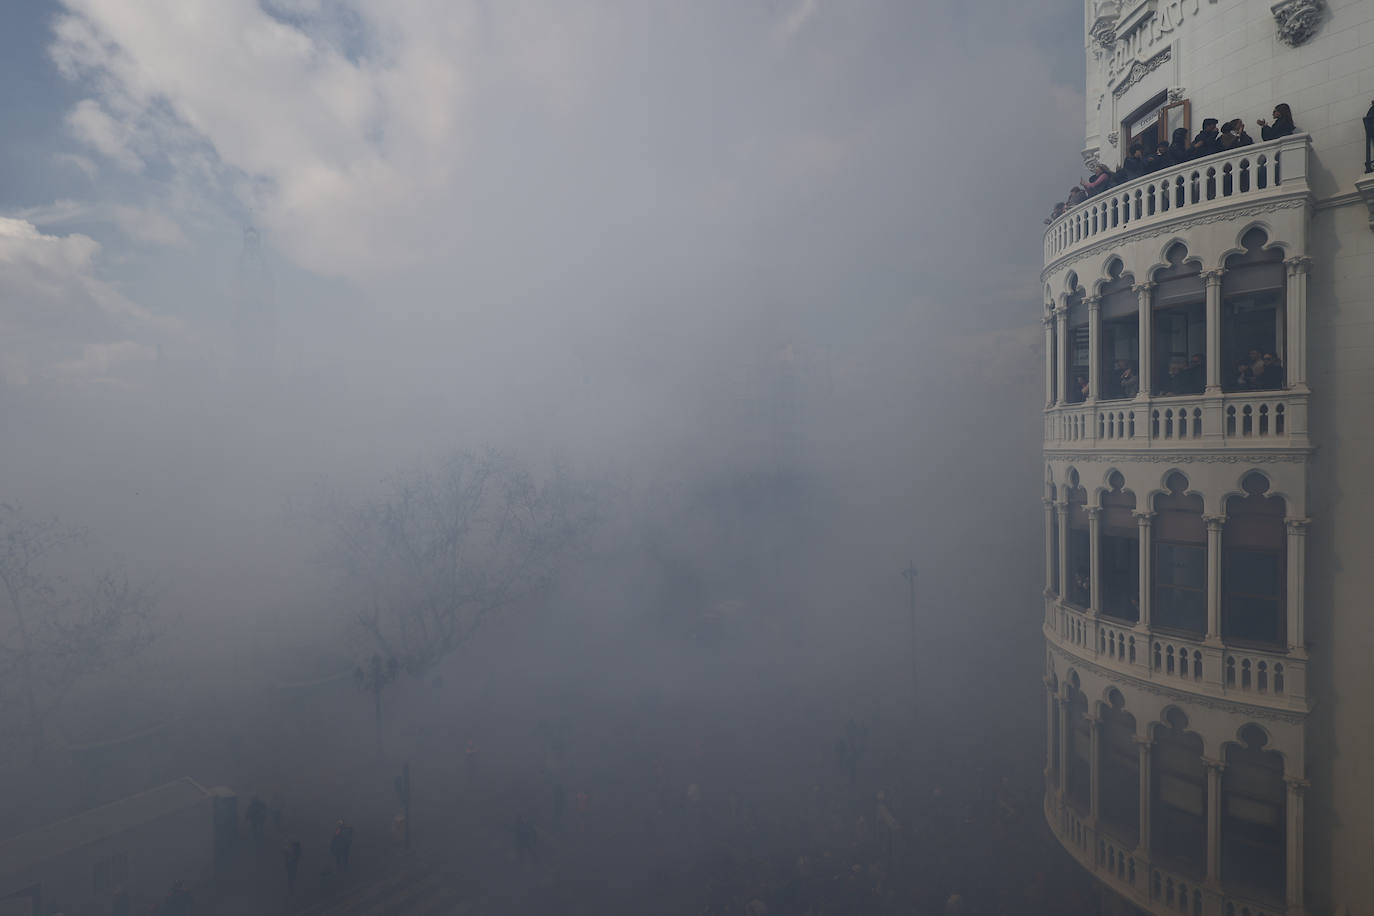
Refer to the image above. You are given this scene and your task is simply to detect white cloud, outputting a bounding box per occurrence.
[66,98,143,172]
[0,217,166,388]
[46,1,630,279]
[15,199,187,248]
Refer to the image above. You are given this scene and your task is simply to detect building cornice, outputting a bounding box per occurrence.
[1044,448,1312,464]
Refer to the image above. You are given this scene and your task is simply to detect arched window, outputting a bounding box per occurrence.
[1066,474,1090,609]
[1153,472,1206,635]
[1151,708,1206,878]
[1066,286,1090,402]
[1100,472,1139,622]
[1222,725,1286,901]
[1222,229,1287,392]
[1050,483,1060,596]
[1098,261,1140,401]
[1099,690,1139,845]
[1222,473,1286,646]
[1152,244,1205,397]
[1066,674,1091,813]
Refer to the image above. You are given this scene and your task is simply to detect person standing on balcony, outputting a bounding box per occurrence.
[1169,127,1192,163]
[1122,143,1149,180]
[1117,360,1139,398]
[1190,119,1223,158]
[1066,185,1086,207]
[1081,163,1113,197]
[1259,353,1285,389]
[1258,103,1297,140]
[1219,118,1254,149]
[1147,141,1174,172]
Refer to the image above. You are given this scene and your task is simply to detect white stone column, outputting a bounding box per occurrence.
[1285,517,1310,654]
[1088,714,1102,823]
[1044,498,1058,597]
[1135,510,1154,632]
[1044,315,1055,403]
[1134,281,1155,398]
[1284,256,1312,390]
[1203,268,1225,393]
[1134,735,1152,854]
[1285,774,1309,911]
[1056,304,1070,408]
[1057,692,1069,796]
[1088,507,1102,616]
[1057,502,1070,610]
[1087,295,1102,404]
[1204,515,1225,645]
[1204,757,1226,886]
[1045,680,1057,774]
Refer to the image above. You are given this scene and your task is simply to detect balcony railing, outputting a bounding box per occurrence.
[1044,390,1308,450]
[1044,134,1312,265]
[1047,600,1308,709]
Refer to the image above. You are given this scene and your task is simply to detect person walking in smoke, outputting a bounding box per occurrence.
[283,840,303,894]
[330,820,354,871]
[245,795,267,843]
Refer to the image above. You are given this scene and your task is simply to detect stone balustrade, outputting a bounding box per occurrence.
[1045,390,1308,450]
[1044,134,1312,265]
[1047,600,1308,709]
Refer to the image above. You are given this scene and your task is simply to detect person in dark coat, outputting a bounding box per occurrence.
[1122,143,1149,180]
[1081,163,1114,197]
[1259,353,1285,389]
[1169,127,1191,163]
[330,820,354,870]
[1147,141,1173,172]
[1219,118,1254,149]
[283,840,303,893]
[1190,119,1223,159]
[1258,103,1297,140]
[245,796,267,842]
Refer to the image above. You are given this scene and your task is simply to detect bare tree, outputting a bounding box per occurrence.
[0,504,158,757]
[323,451,603,740]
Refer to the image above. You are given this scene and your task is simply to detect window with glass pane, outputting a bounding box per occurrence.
[1067,528,1091,608]
[1223,550,1283,644]
[1154,543,1206,633]
[1100,534,1138,621]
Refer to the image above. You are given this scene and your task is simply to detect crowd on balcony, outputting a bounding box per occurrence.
[1064,352,1284,403]
[1044,104,1297,223]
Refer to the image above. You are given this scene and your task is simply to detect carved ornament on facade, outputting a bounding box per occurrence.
[1082,147,1102,169]
[1271,0,1325,47]
[1105,0,1200,80]
[1167,86,1187,103]
[1106,130,1120,148]
[1113,47,1172,99]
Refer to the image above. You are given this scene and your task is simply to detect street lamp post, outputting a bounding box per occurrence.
[1364,100,1374,173]
[902,562,919,724]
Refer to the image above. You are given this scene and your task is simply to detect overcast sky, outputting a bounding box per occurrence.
[0,1,1086,568]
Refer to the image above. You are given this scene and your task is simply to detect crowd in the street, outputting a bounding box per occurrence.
[1044,103,1298,224]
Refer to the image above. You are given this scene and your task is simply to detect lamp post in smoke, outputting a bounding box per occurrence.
[901,562,919,725]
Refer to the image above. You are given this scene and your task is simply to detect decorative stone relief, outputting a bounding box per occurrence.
[1272,0,1325,46]
[1106,130,1120,148]
[1044,450,1311,464]
[1082,147,1102,169]
[1167,86,1187,103]
[1113,48,1172,99]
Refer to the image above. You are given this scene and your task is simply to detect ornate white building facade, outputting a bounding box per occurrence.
[1041,2,1374,914]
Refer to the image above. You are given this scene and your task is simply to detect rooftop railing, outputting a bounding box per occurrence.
[1044,134,1312,265]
